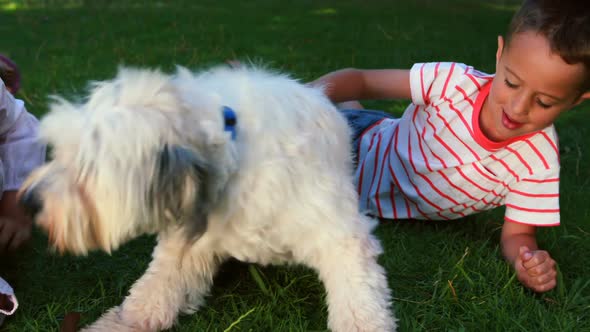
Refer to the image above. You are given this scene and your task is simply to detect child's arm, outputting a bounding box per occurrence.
[500,221,557,292]
[0,81,45,252]
[310,68,412,103]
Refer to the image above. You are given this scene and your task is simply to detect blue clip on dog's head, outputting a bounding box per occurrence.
[222,106,237,140]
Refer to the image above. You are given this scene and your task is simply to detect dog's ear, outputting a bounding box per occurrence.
[151,144,216,240]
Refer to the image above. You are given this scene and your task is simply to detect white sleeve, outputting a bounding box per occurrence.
[409,62,469,106]
[504,166,560,226]
[0,79,23,136]
[0,111,46,191]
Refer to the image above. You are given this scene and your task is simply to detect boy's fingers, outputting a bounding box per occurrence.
[534,270,557,285]
[528,261,555,277]
[515,250,557,292]
[522,251,550,269]
[532,278,557,293]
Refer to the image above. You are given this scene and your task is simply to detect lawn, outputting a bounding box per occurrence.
[1,0,589,331]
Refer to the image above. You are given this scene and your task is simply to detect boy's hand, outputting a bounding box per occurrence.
[514,246,557,293]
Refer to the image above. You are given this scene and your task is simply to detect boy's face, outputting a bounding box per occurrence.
[480,31,589,142]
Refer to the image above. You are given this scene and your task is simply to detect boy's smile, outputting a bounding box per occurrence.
[501,111,524,130]
[479,31,589,143]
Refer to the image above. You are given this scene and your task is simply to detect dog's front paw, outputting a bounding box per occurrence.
[80,307,144,332]
[119,296,178,331]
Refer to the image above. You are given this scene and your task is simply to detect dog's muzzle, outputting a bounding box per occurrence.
[19,189,43,219]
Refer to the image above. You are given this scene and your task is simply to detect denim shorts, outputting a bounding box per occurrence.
[340,109,396,163]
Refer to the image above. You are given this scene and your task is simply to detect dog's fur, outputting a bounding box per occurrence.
[19,65,395,331]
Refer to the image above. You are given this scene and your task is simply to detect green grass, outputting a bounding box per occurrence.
[2,0,589,331]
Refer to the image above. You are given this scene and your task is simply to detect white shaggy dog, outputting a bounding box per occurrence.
[18,65,396,331]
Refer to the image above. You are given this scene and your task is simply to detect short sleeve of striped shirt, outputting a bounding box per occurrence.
[504,166,560,227]
[409,62,464,106]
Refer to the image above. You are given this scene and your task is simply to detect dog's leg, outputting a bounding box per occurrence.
[309,232,396,332]
[79,307,143,332]
[83,228,219,331]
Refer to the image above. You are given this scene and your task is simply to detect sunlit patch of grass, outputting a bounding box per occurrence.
[311,8,337,16]
[480,2,521,12]
[0,0,84,11]
[0,0,18,10]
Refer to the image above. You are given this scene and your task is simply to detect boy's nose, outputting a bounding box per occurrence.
[510,92,530,117]
[19,189,43,219]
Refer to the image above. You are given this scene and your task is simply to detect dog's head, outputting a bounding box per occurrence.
[18,67,235,255]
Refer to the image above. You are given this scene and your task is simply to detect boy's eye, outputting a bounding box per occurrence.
[536,99,552,109]
[504,79,518,89]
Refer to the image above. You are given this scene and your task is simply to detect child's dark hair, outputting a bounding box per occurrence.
[507,0,590,90]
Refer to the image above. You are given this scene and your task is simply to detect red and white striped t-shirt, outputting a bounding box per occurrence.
[355,62,560,226]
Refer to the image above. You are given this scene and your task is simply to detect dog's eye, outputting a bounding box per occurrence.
[46,144,55,160]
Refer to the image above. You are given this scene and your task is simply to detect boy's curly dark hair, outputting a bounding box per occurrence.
[507,0,590,91]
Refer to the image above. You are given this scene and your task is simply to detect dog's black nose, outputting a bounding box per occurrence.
[19,190,43,218]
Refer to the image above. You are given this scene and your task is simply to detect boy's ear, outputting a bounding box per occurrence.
[573,91,590,106]
[496,36,505,65]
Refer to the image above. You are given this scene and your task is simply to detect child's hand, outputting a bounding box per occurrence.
[0,191,32,252]
[0,54,21,94]
[0,216,31,252]
[515,246,557,293]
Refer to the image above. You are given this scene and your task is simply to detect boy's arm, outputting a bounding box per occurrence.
[310,68,412,103]
[501,221,557,292]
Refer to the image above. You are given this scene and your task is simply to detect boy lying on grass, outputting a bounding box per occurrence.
[311,0,589,293]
